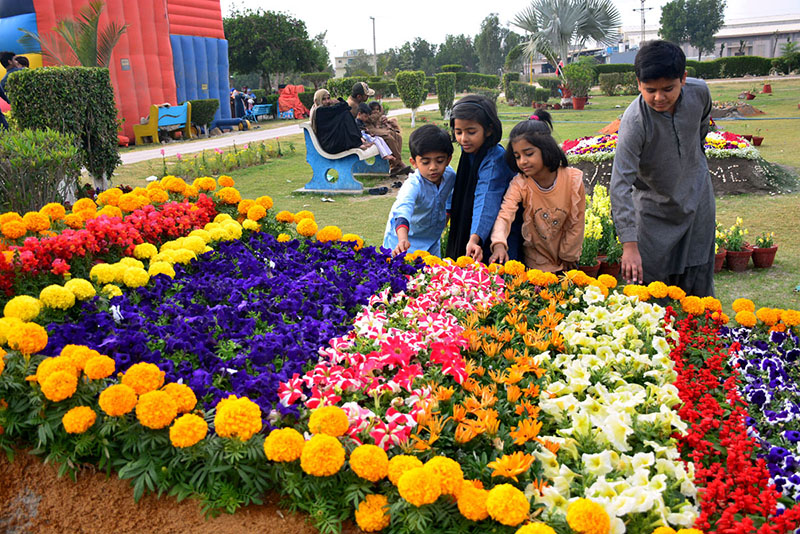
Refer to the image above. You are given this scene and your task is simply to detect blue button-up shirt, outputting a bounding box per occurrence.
[382,166,456,256]
[468,144,516,242]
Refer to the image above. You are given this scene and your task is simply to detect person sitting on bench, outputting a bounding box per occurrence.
[313,91,370,154]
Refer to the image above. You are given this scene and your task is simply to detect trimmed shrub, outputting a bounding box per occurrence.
[301,72,332,90]
[426,76,437,94]
[717,56,773,77]
[536,76,562,97]
[686,66,696,78]
[298,91,315,111]
[326,76,364,99]
[534,87,550,103]
[368,80,389,98]
[0,128,81,213]
[252,89,267,103]
[387,81,397,97]
[435,73,456,118]
[7,66,120,189]
[440,64,463,72]
[265,94,278,107]
[455,72,500,93]
[503,72,520,101]
[472,86,499,104]
[598,73,623,96]
[396,70,426,126]
[621,72,638,95]
[509,81,537,106]
[594,63,636,75]
[188,99,219,130]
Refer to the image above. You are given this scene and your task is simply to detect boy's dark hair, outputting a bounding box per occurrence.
[357,103,371,115]
[0,52,15,69]
[635,40,686,82]
[409,124,454,158]
[13,56,28,68]
[505,120,568,174]
[449,94,502,146]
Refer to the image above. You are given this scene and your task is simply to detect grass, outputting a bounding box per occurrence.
[112,80,800,313]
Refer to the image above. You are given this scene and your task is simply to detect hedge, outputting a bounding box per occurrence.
[535,87,550,103]
[426,76,437,94]
[472,86,499,104]
[440,64,463,72]
[435,73,456,118]
[686,56,772,79]
[536,76,562,97]
[455,72,500,93]
[509,81,537,106]
[503,72,520,101]
[7,66,120,190]
[298,91,315,111]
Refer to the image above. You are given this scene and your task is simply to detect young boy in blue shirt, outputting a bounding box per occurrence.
[383,124,456,257]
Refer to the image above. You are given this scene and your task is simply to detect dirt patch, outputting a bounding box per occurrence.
[0,450,358,534]
[710,103,765,119]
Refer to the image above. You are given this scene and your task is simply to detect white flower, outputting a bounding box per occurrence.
[582,450,618,477]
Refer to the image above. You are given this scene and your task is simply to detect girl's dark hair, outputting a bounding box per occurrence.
[449,94,502,146]
[504,119,568,174]
[527,109,554,133]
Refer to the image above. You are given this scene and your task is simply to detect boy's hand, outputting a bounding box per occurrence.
[489,244,508,265]
[621,242,643,284]
[392,238,411,257]
[562,260,578,271]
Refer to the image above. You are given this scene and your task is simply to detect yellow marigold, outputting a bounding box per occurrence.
[64,278,96,301]
[23,211,50,232]
[255,195,273,210]
[456,256,475,267]
[39,284,76,310]
[41,370,78,402]
[388,455,424,485]
[132,243,156,260]
[96,188,123,206]
[350,444,389,482]
[218,175,235,187]
[308,405,349,436]
[425,456,464,495]
[63,213,84,229]
[681,296,705,316]
[277,233,291,243]
[89,263,115,285]
[422,255,444,267]
[84,354,115,379]
[264,427,305,462]
[0,317,21,346]
[117,193,147,212]
[62,406,97,434]
[3,295,42,322]
[732,298,755,313]
[60,345,99,371]
[457,481,489,521]
[40,203,66,221]
[316,225,343,243]
[147,188,169,204]
[169,413,208,448]
[237,199,255,215]
[164,176,188,194]
[122,362,165,395]
[516,524,557,534]
[73,198,98,214]
[570,270,592,287]
[217,187,242,205]
[99,384,138,416]
[566,498,610,534]
[247,205,267,221]
[276,210,295,223]
[782,309,800,327]
[160,382,197,413]
[101,284,123,298]
[623,284,645,298]
[486,484,530,526]
[300,433,345,476]
[296,218,318,238]
[667,285,686,300]
[183,185,199,199]
[647,281,669,299]
[756,307,780,326]
[136,390,178,429]
[193,176,217,192]
[341,233,364,250]
[0,349,5,376]
[149,261,176,279]
[122,267,150,288]
[214,394,262,441]
[355,494,391,532]
[675,530,704,534]
[597,274,617,288]
[502,260,525,276]
[1,219,27,239]
[242,219,260,232]
[7,322,48,355]
[652,528,676,534]
[528,269,559,286]
[119,257,145,269]
[398,466,441,506]
[294,210,314,222]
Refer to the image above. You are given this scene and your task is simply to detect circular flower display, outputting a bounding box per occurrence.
[136,390,178,429]
[161,382,197,413]
[354,494,390,532]
[308,405,349,436]
[62,406,97,434]
[169,413,208,447]
[300,434,345,477]
[565,498,610,534]
[122,362,165,395]
[397,466,441,506]
[264,427,305,462]
[214,395,262,441]
[387,455,423,485]
[84,354,116,379]
[486,484,530,526]
[41,370,78,402]
[350,444,389,482]
[99,384,138,416]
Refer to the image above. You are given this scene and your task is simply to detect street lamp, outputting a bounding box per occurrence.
[370,16,377,76]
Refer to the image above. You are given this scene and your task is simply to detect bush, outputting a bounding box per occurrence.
[536,76,562,97]
[509,82,537,106]
[0,128,81,213]
[563,62,595,97]
[440,64,463,72]
[7,66,120,189]
[265,94,278,106]
[598,73,623,96]
[621,72,638,95]
[717,56,772,77]
[686,66,696,78]
[252,89,267,103]
[472,86,499,104]
[396,71,426,125]
[594,63,636,75]
[301,72,332,90]
[426,76,437,94]
[188,99,220,131]
[435,73,456,118]
[326,77,368,99]
[455,72,500,93]
[772,52,800,74]
[534,87,550,103]
[298,91,315,110]
[503,72,520,101]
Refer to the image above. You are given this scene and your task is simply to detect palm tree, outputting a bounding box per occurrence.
[19,0,127,68]
[513,0,621,82]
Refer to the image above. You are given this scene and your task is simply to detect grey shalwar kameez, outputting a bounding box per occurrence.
[610,77,715,297]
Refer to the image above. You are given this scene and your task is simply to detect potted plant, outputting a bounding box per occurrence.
[714,223,726,273]
[751,128,764,146]
[562,62,594,111]
[724,217,751,272]
[578,212,602,277]
[762,83,772,94]
[599,237,622,277]
[752,231,777,268]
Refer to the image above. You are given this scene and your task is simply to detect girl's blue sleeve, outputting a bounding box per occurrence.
[470,148,514,242]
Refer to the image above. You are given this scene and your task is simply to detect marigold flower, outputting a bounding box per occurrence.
[388,454,423,485]
[161,382,197,413]
[566,498,610,534]
[735,310,757,328]
[276,210,295,223]
[667,285,686,300]
[264,427,305,462]
[62,406,97,434]
[136,390,178,429]
[39,284,76,310]
[72,198,97,213]
[455,256,474,267]
[247,205,267,221]
[1,219,26,239]
[277,233,291,243]
[294,210,314,222]
[169,413,208,447]
[63,213,84,229]
[503,260,526,276]
[425,456,463,495]
[214,394,262,441]
[96,188,123,206]
[652,528,676,534]
[64,278,96,301]
[23,211,50,232]
[355,494,391,532]
[0,350,5,376]
[41,370,78,402]
[89,264,116,285]
[316,225,343,243]
[0,211,22,225]
[237,199,255,215]
[193,176,217,191]
[681,296,704,316]
[296,218,318,237]
[486,484,530,526]
[457,481,489,521]
[350,444,389,482]
[422,255,444,266]
[163,176,188,193]
[122,362,165,395]
[99,384,138,416]
[732,298,755,313]
[118,192,148,212]
[149,261,176,279]
[35,356,79,384]
[242,219,260,232]
[0,316,22,346]
[756,307,780,326]
[255,195,273,210]
[217,187,242,205]
[701,296,722,312]
[97,205,124,220]
[7,322,48,355]
[40,202,66,221]
[647,281,668,299]
[84,354,115,379]
[122,267,150,288]
[596,274,617,288]
[101,284,123,298]
[782,309,800,327]
[516,524,557,534]
[218,175,235,187]
[398,466,441,506]
[300,433,345,476]
[3,295,42,322]
[182,185,199,199]
[675,530,704,534]
[60,345,99,371]
[340,233,364,250]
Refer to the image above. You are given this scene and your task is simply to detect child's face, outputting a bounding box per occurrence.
[357,111,369,122]
[410,151,452,184]
[638,73,687,114]
[511,139,546,180]
[453,119,489,154]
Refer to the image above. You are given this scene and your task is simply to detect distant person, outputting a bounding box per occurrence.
[347,82,374,117]
[0,52,21,92]
[313,92,369,154]
[13,56,28,68]
[356,103,394,164]
[365,101,408,177]
[309,88,334,133]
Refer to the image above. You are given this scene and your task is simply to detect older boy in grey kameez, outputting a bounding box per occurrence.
[610,77,715,297]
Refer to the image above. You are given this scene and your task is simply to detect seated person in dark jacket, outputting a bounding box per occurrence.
[314,97,372,154]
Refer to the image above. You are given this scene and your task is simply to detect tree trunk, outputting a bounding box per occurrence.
[698,49,703,62]
[410,108,417,128]
[91,171,109,192]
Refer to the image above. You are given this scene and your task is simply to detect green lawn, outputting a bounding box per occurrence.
[113,80,800,314]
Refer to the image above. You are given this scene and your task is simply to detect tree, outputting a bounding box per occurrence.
[435,34,478,72]
[475,14,505,74]
[223,8,325,90]
[659,0,689,44]
[513,0,621,83]
[19,0,127,68]
[658,0,725,61]
[396,71,426,127]
[410,38,438,75]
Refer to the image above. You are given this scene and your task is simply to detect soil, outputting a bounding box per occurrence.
[710,103,765,119]
[0,449,359,534]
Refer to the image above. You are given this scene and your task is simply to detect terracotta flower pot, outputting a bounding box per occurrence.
[742,134,753,141]
[762,84,772,94]
[726,248,752,272]
[714,249,726,273]
[572,96,587,110]
[752,136,763,146]
[745,92,756,100]
[599,260,621,277]
[578,260,601,278]
[752,246,777,268]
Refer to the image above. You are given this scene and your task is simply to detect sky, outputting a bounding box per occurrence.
[220,0,799,58]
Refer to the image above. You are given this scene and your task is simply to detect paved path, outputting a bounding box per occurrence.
[120,103,441,165]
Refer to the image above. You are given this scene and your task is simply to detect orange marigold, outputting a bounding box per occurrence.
[1,220,27,239]
[237,199,255,215]
[136,390,178,429]
[218,175,235,187]
[62,406,97,434]
[40,203,66,221]
[782,309,800,327]
[294,210,314,222]
[264,427,305,462]
[193,176,217,192]
[308,405,349,436]
[457,481,489,521]
[7,322,48,355]
[398,466,441,506]
[84,354,116,379]
[355,494,391,532]
[247,205,267,221]
[566,498,610,534]
[96,188,123,206]
[486,484,530,526]
[516,524,557,534]
[646,281,668,299]
[701,296,722,312]
[99,384,138,416]
[667,285,686,301]
[732,298,755,313]
[35,356,79,384]
[255,195,273,210]
[275,210,295,223]
[316,225,343,243]
[340,233,364,250]
[60,345,100,371]
[214,395,262,441]
[735,310,758,328]
[72,198,97,213]
[350,444,389,482]
[169,413,208,447]
[41,370,78,402]
[217,187,241,205]
[22,211,50,232]
[63,213,84,229]
[681,296,705,316]
[597,274,617,288]
[161,382,197,413]
[425,456,463,495]
[504,260,526,276]
[756,307,780,326]
[296,218,318,238]
[300,433,345,476]
[387,455,423,485]
[121,362,165,395]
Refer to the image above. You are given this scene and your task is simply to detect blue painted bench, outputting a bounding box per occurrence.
[133,102,193,145]
[299,122,390,192]
[245,103,274,122]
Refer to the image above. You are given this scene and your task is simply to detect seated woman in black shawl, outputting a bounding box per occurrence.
[312,91,368,154]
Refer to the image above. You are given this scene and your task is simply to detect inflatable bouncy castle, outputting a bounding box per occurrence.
[0,0,232,141]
